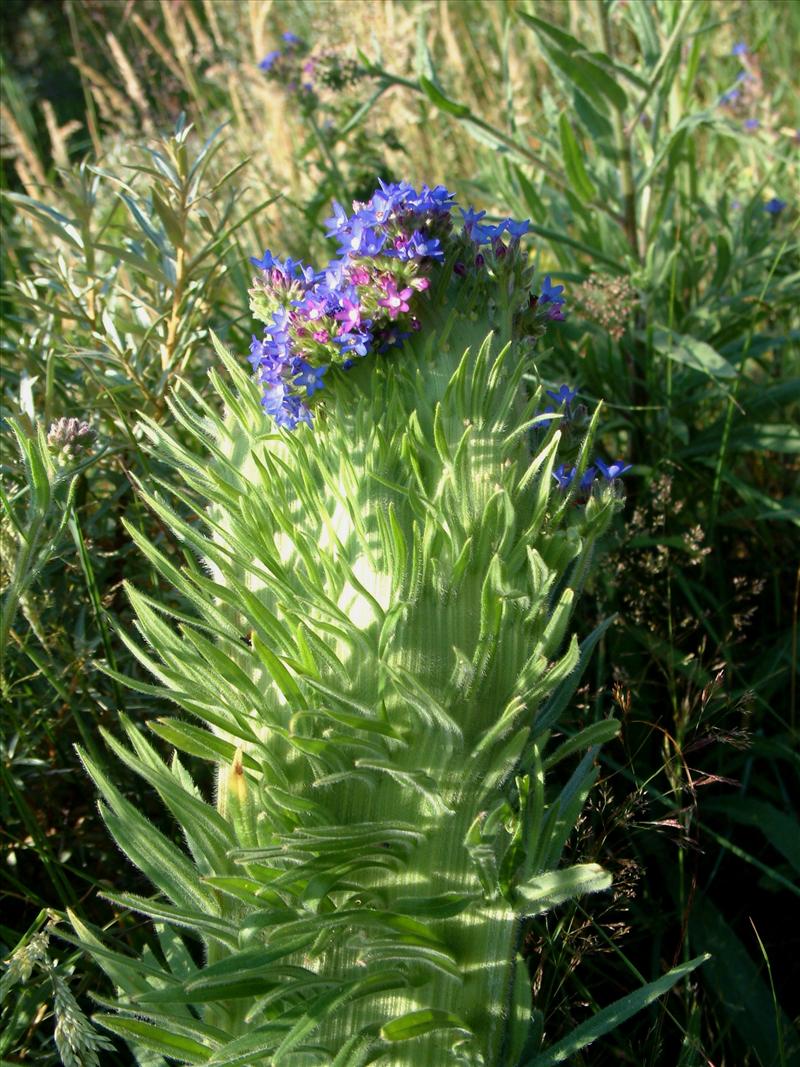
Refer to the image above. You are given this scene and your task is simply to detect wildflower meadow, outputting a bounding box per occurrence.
[1,2,798,1065]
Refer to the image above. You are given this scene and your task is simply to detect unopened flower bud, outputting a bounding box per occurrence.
[47,418,96,463]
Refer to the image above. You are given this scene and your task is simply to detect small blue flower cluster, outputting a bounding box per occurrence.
[543,385,632,491]
[259,33,363,100]
[764,197,787,216]
[248,181,560,429]
[553,459,632,492]
[718,39,757,115]
[259,32,305,80]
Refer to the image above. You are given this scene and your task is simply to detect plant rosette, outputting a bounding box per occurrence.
[75,181,634,1066]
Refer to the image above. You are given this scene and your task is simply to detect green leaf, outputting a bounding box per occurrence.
[543,719,620,770]
[392,892,479,919]
[653,330,737,379]
[518,14,627,111]
[380,1008,472,1042]
[690,902,799,1067]
[514,863,611,915]
[536,617,616,734]
[147,719,261,771]
[419,76,471,118]
[558,114,597,202]
[727,423,800,454]
[701,797,800,875]
[94,1015,211,1063]
[523,956,709,1065]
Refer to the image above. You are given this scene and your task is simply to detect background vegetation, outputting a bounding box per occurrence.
[1,0,798,1064]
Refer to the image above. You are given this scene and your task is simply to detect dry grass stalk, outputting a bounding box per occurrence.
[70,58,136,124]
[40,101,82,171]
[130,10,180,76]
[0,102,48,194]
[105,31,154,134]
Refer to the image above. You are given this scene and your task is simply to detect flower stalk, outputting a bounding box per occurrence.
[74,182,630,1064]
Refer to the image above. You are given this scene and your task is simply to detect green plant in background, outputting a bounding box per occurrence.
[69,184,703,1064]
[0,117,275,1061]
[0,911,114,1067]
[351,3,798,1060]
[1,415,98,679]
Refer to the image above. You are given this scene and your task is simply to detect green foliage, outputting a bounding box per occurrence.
[75,308,633,1063]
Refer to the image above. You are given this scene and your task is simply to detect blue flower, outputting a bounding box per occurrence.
[339,220,385,257]
[293,361,327,396]
[539,275,565,306]
[335,329,372,357]
[546,385,578,410]
[505,218,531,238]
[474,222,506,246]
[764,197,787,215]
[743,118,760,130]
[259,51,281,72]
[732,41,748,57]
[282,31,302,46]
[719,88,741,105]
[250,248,278,270]
[459,206,486,235]
[391,230,444,262]
[323,201,350,238]
[595,459,632,480]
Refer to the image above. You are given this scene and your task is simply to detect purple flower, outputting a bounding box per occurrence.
[743,118,760,130]
[719,88,741,106]
[764,197,787,215]
[539,275,565,306]
[340,220,385,257]
[334,291,366,333]
[324,201,350,238]
[282,31,302,46]
[378,279,413,318]
[296,295,328,323]
[393,230,443,261]
[595,459,632,480]
[259,51,281,72]
[732,41,748,57]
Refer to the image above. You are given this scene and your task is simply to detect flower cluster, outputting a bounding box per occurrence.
[248,181,560,429]
[259,32,309,91]
[542,385,632,493]
[553,459,633,492]
[718,39,764,114]
[47,417,96,464]
[573,273,639,341]
[259,33,364,104]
